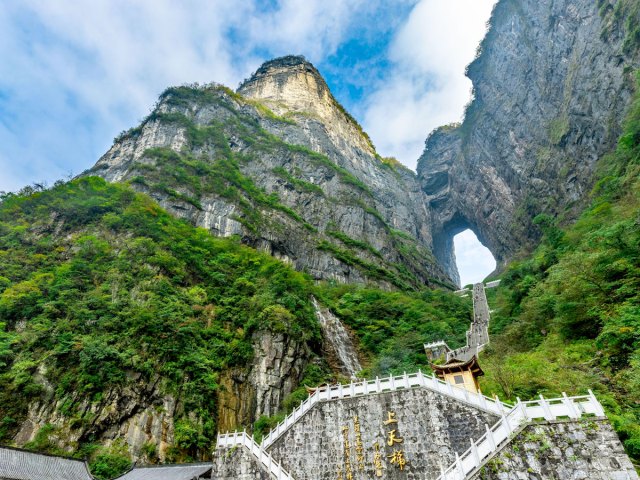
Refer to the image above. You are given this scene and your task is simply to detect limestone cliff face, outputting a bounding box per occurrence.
[14,368,178,462]
[237,56,375,157]
[216,332,310,433]
[88,56,452,289]
[14,333,309,462]
[417,0,640,277]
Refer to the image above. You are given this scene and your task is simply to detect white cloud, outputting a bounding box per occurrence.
[454,229,496,286]
[243,0,368,62]
[0,0,366,192]
[0,1,496,191]
[361,0,497,168]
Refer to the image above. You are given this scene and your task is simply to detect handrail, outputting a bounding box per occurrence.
[221,370,512,449]
[437,390,606,480]
[216,379,606,480]
[216,431,295,480]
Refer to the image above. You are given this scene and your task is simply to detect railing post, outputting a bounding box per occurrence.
[350,379,355,397]
[403,371,410,388]
[376,376,381,392]
[390,375,395,391]
[455,452,464,477]
[470,437,480,466]
[418,369,424,386]
[588,389,606,417]
[502,413,512,433]
[485,424,496,450]
[363,378,368,395]
[517,397,528,422]
[338,382,343,398]
[540,394,555,421]
[479,391,488,410]
[561,392,579,419]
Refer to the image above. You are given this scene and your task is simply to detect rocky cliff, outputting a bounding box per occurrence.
[87,56,453,289]
[418,0,640,277]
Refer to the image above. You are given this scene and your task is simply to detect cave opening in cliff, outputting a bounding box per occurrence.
[453,229,496,288]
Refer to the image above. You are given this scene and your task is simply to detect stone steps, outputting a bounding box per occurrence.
[217,431,295,480]
[437,391,606,480]
[233,370,513,450]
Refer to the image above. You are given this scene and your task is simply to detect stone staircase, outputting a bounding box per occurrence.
[437,391,606,480]
[216,431,295,480]
[426,282,494,363]
[217,372,607,480]
[218,370,513,451]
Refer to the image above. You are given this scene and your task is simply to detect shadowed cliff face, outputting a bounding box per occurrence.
[88,55,454,289]
[418,0,640,276]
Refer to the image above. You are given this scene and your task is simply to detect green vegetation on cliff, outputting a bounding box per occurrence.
[315,284,472,376]
[0,177,320,474]
[480,74,640,462]
[0,176,470,476]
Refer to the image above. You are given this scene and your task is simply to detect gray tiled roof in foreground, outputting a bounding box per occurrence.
[114,463,212,480]
[0,446,94,480]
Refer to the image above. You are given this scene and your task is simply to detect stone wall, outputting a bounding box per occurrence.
[266,388,499,480]
[213,446,272,480]
[469,419,639,480]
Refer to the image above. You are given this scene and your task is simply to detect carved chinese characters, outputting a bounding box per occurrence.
[382,411,408,473]
[338,409,409,479]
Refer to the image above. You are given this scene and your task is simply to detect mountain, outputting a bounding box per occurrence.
[418,0,640,278]
[86,56,453,289]
[0,179,471,477]
[417,0,640,462]
[2,0,640,475]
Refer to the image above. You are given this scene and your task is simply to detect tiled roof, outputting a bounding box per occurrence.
[114,464,212,480]
[0,446,94,480]
[431,355,484,375]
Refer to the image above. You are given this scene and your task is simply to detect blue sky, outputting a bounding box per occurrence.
[0,0,496,284]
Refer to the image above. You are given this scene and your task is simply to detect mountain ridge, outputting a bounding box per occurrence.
[87,57,455,288]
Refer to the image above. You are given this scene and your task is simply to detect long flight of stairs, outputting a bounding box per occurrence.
[217,370,605,480]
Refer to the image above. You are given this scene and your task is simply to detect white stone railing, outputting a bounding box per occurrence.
[216,430,295,480]
[437,390,606,480]
[254,370,512,449]
[454,279,500,295]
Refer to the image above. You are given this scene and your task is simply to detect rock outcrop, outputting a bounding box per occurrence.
[87,56,453,289]
[417,0,640,277]
[14,331,309,462]
[14,369,178,462]
[217,331,310,433]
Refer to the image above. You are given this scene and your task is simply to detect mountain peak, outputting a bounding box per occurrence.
[237,55,375,154]
[237,55,330,110]
[238,55,321,89]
